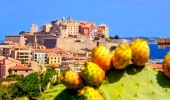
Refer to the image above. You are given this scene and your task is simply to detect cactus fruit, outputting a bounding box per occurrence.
[131,39,150,67]
[112,43,132,69]
[92,46,111,71]
[39,65,170,100]
[81,62,105,87]
[62,71,84,89]
[163,52,170,77]
[79,87,105,100]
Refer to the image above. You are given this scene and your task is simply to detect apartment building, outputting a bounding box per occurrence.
[11,46,32,65]
[33,52,48,64]
[48,53,62,65]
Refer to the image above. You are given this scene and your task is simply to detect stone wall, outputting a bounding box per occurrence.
[5,36,20,43]
[57,37,114,51]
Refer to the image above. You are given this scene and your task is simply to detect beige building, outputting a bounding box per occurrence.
[8,65,32,76]
[48,53,62,65]
[11,46,32,65]
[31,24,38,33]
[41,24,52,32]
[50,17,79,38]
[0,41,16,57]
[0,56,21,78]
[98,24,109,38]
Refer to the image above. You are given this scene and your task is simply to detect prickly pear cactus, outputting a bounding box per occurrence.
[38,65,170,100]
[100,65,170,100]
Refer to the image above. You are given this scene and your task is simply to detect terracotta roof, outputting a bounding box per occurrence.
[147,64,162,70]
[9,65,32,71]
[34,48,69,54]
[0,56,5,60]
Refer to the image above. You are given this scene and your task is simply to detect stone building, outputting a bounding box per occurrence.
[79,21,95,37]
[30,24,38,33]
[11,46,32,66]
[50,17,79,38]
[41,24,52,32]
[0,56,21,78]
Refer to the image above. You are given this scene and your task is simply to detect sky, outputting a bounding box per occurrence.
[0,0,170,41]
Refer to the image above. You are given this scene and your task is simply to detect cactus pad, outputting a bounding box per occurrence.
[38,65,170,100]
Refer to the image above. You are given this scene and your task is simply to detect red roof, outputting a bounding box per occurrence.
[147,64,162,70]
[9,65,32,71]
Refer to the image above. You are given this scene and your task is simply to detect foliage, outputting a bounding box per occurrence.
[4,74,24,81]
[9,70,59,98]
[0,85,12,100]
[10,72,39,98]
[113,35,119,39]
[105,38,110,42]
[19,31,25,35]
[38,66,170,100]
[42,70,58,90]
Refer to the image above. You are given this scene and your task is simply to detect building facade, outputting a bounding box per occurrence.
[0,56,21,78]
[30,24,38,33]
[41,24,52,32]
[48,53,62,65]
[33,52,48,64]
[11,46,32,65]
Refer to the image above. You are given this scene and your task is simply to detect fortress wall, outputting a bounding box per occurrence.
[5,36,20,43]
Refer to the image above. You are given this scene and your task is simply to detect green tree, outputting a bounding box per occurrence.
[19,31,25,35]
[4,74,24,81]
[113,35,120,39]
[105,38,110,42]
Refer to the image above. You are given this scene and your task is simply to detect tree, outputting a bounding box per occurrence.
[19,31,25,35]
[105,38,110,42]
[114,35,119,39]
[4,74,24,81]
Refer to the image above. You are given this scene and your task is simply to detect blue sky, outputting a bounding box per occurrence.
[0,0,170,40]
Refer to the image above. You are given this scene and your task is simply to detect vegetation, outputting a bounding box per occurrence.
[4,74,24,81]
[113,35,119,39]
[0,70,60,99]
[38,65,170,100]
[0,85,11,100]
[105,38,110,42]
[19,31,25,35]
[110,35,120,39]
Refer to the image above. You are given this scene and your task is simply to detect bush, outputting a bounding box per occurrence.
[0,85,12,100]
[9,70,58,98]
[10,72,39,98]
[4,74,24,81]
[41,70,57,89]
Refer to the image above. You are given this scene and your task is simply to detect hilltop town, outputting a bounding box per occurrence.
[0,17,129,79]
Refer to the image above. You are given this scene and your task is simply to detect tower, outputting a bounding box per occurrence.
[19,34,25,46]
[31,24,38,33]
[34,35,38,49]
